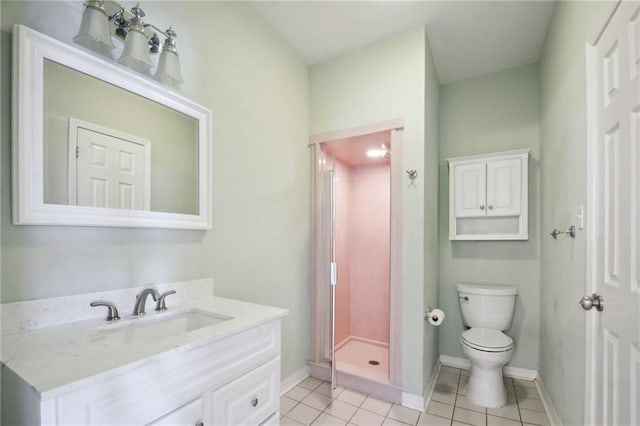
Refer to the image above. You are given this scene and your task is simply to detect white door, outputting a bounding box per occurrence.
[486,157,521,217]
[587,2,640,425]
[69,119,151,210]
[454,162,487,217]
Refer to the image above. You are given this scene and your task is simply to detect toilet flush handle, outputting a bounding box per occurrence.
[459,296,469,301]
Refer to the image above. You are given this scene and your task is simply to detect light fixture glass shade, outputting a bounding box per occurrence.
[73,1,115,54]
[118,28,153,73]
[155,49,183,86]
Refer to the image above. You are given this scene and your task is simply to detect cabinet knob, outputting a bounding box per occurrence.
[251,397,259,407]
[195,422,204,426]
[480,205,485,210]
[488,205,493,210]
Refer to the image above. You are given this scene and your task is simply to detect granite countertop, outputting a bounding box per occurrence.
[1,295,288,399]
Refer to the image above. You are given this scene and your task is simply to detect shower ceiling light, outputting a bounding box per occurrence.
[366,149,388,158]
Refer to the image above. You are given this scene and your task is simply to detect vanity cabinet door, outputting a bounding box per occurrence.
[211,357,280,425]
[147,397,207,426]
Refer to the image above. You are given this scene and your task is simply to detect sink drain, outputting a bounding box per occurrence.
[368,360,380,366]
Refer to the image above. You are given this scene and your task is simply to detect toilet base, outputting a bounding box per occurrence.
[461,341,513,409]
[466,364,507,408]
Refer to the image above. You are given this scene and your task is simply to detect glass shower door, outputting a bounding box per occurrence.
[319,151,337,389]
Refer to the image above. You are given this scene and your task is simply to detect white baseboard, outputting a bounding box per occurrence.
[281,365,310,395]
[505,365,537,380]
[401,392,425,412]
[535,376,563,426]
[423,361,441,409]
[439,355,470,370]
[439,355,538,380]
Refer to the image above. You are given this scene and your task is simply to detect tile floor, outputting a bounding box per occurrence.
[280,367,551,426]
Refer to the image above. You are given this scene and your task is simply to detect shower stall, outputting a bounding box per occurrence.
[309,122,404,402]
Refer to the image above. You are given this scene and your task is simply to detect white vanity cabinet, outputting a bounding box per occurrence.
[2,319,282,426]
[44,320,280,426]
[448,149,530,240]
[1,282,288,426]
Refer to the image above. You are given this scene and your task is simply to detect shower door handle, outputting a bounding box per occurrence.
[330,262,337,286]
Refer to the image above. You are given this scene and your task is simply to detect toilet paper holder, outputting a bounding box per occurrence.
[424,308,445,325]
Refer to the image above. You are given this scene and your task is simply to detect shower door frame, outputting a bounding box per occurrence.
[310,118,404,389]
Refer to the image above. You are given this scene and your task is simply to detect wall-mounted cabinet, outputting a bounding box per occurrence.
[447,149,530,240]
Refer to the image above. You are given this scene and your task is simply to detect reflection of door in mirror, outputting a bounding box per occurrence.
[68,119,151,210]
[43,59,199,215]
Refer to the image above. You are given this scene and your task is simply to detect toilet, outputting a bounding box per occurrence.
[457,283,517,408]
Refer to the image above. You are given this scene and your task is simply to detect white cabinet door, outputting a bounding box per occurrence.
[211,358,280,426]
[486,158,521,217]
[148,398,206,426]
[454,162,487,217]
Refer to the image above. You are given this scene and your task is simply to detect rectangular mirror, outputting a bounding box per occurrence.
[12,25,212,229]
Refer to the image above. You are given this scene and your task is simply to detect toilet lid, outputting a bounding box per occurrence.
[462,328,514,352]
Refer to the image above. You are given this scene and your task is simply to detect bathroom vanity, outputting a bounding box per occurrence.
[1,279,287,425]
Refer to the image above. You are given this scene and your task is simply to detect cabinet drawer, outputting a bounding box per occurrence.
[212,357,280,425]
[148,398,206,426]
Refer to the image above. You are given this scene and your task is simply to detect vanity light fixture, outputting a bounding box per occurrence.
[154,27,183,85]
[74,1,184,86]
[117,3,153,73]
[73,0,115,54]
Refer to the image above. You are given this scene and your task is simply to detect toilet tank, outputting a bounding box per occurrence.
[457,284,517,330]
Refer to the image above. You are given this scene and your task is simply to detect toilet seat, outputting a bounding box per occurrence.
[461,328,513,352]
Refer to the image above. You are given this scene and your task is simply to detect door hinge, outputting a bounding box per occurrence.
[75,146,79,158]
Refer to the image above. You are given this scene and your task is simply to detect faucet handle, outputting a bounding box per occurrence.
[155,290,176,311]
[90,301,121,321]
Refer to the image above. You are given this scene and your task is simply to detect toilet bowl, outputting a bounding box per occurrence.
[457,284,518,409]
[460,328,514,408]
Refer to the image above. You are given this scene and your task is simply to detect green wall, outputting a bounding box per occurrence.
[438,64,541,370]
[310,27,437,398]
[0,1,310,380]
[538,1,607,424]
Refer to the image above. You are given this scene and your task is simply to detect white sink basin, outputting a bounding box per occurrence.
[94,309,232,344]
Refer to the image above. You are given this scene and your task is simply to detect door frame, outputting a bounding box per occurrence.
[585,1,623,424]
[309,118,404,387]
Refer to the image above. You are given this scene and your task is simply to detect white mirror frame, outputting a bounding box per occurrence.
[12,25,212,229]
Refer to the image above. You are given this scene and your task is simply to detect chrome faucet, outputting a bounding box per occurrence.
[90,300,121,321]
[155,290,176,311]
[132,288,160,316]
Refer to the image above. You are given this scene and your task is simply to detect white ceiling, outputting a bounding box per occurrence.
[247,1,556,84]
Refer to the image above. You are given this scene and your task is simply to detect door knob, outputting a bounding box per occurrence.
[579,293,604,311]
